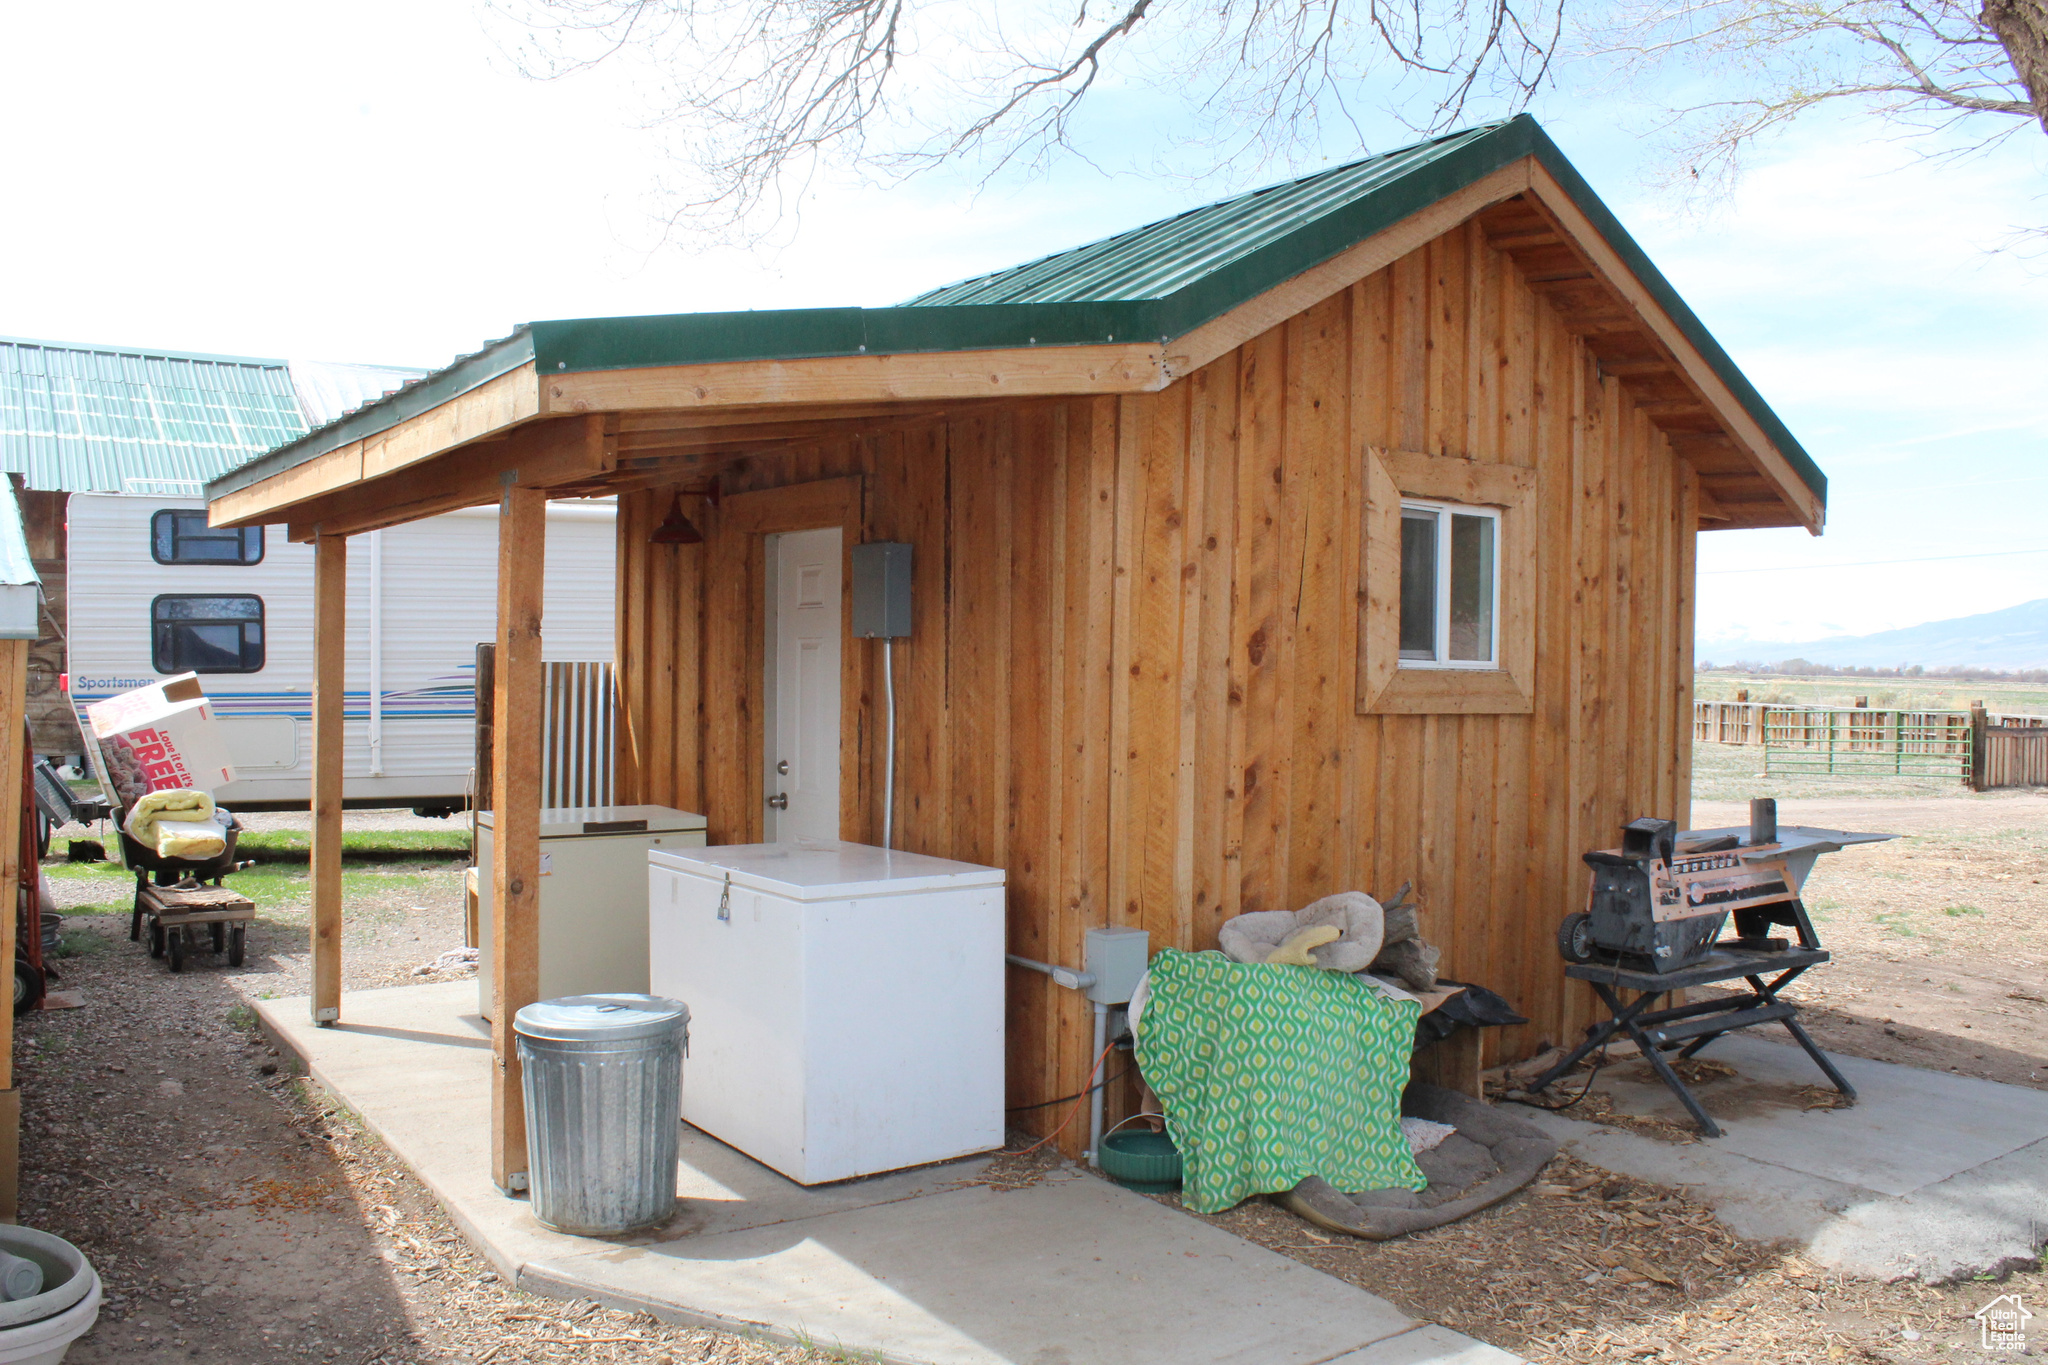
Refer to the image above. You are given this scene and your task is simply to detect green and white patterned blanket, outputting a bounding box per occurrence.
[1135,948,1426,1214]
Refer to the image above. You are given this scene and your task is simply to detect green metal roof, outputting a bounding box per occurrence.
[903,126,1507,308]
[208,116,1824,508]
[1,336,308,494]
[0,481,37,588]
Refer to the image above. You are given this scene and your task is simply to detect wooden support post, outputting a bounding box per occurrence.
[490,486,546,1194]
[1969,701,1989,792]
[0,641,26,1221]
[311,535,347,1026]
[1414,1028,1485,1101]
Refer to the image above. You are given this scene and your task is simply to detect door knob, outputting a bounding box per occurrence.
[776,760,790,774]
[767,793,789,809]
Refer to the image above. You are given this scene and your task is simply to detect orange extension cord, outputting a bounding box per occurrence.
[1014,1037,1121,1158]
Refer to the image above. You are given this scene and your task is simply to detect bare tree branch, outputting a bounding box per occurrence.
[1578,0,2037,187]
[492,0,2044,240]
[490,0,1567,241]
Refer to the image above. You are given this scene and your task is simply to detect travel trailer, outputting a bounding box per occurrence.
[66,492,615,812]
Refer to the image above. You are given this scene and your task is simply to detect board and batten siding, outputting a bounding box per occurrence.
[613,218,1698,1144]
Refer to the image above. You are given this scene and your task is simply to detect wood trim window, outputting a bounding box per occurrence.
[1358,448,1535,715]
[1398,499,1500,669]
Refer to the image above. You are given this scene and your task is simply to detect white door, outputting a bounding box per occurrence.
[766,527,842,841]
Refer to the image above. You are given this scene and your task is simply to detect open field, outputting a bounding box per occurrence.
[1694,669,2048,715]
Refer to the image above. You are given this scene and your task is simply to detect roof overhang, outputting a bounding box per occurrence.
[207,117,1823,537]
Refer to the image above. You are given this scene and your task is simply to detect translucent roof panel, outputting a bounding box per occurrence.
[0,336,309,494]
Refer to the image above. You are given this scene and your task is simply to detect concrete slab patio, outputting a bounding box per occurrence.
[1511,1033,2048,1282]
[255,981,1520,1365]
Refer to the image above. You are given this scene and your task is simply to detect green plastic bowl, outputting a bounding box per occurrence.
[1099,1127,1183,1192]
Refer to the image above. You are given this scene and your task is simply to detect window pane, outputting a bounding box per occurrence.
[1448,513,1495,662]
[155,595,261,621]
[151,595,265,673]
[173,623,246,671]
[1399,511,1437,659]
[151,510,263,564]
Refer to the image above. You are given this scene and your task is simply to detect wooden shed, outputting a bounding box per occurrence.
[203,116,1826,1176]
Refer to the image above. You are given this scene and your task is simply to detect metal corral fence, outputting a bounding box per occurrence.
[1693,700,2048,789]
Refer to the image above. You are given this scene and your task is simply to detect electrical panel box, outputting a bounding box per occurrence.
[852,541,913,639]
[1084,926,1151,1005]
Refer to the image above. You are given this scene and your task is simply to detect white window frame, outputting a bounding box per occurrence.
[1396,498,1501,671]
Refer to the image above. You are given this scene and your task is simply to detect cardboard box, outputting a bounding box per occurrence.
[85,674,237,806]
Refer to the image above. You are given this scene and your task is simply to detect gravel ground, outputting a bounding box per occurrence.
[43,811,473,1001]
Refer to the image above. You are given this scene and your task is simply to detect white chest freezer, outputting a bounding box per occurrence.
[648,840,1005,1185]
[476,804,707,1018]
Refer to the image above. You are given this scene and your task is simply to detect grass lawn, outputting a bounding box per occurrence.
[232,828,469,861]
[44,830,467,935]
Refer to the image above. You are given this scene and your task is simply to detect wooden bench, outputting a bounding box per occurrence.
[140,885,255,973]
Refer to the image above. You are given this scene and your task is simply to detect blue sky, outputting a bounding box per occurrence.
[4,1,2044,647]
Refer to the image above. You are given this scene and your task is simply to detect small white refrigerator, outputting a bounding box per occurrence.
[476,804,707,1019]
[647,841,1005,1185]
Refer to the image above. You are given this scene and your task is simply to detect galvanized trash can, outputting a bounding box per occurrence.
[514,994,689,1235]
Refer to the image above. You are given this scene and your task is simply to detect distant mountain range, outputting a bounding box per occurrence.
[1698,598,2048,671]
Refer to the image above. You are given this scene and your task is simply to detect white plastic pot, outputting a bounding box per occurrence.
[0,1274,97,1365]
[0,1227,100,1365]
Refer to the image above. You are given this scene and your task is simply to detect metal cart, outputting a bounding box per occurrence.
[138,883,255,972]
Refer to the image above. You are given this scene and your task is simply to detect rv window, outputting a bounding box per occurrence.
[151,510,263,565]
[152,595,264,674]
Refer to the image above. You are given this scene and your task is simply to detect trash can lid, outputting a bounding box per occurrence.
[514,994,689,1042]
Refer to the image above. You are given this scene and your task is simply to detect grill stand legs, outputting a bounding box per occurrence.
[1528,962,1855,1138]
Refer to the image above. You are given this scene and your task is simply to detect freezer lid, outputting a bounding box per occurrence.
[649,840,1005,899]
[478,804,709,838]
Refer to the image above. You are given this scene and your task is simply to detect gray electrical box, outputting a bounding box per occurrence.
[852,541,913,639]
[1084,927,1150,1005]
